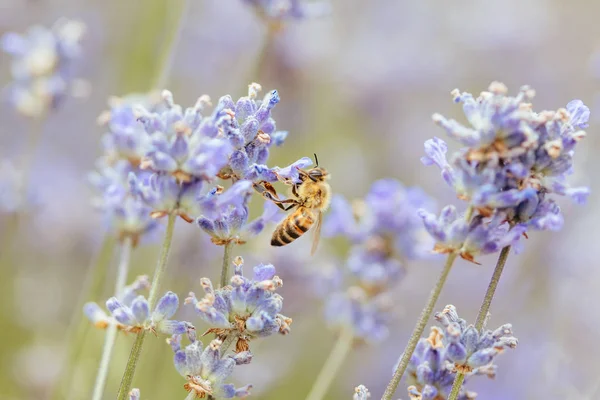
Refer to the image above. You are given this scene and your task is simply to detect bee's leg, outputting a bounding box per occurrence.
[253,181,276,197]
[253,181,287,209]
[283,203,298,211]
[292,184,300,198]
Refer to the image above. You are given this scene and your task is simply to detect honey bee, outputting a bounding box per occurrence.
[254,154,331,255]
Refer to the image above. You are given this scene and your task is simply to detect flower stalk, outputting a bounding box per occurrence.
[305,328,354,400]
[92,237,133,400]
[116,213,177,399]
[220,241,234,288]
[382,252,458,400]
[447,245,512,400]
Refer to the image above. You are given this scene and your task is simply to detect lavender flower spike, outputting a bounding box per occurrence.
[135,90,233,183]
[84,276,190,335]
[170,332,252,399]
[434,305,517,373]
[185,257,291,352]
[425,82,589,237]
[2,18,87,117]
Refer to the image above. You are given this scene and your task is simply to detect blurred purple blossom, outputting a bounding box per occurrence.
[325,286,391,344]
[324,179,435,260]
[321,179,434,342]
[89,160,158,246]
[1,18,87,118]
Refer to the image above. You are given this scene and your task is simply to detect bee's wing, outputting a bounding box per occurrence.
[310,210,323,256]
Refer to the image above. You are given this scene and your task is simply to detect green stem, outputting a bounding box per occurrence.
[305,329,354,400]
[152,0,191,90]
[117,213,177,399]
[447,245,512,400]
[381,253,458,400]
[382,207,474,400]
[91,237,133,400]
[220,332,237,355]
[51,234,116,400]
[220,242,234,288]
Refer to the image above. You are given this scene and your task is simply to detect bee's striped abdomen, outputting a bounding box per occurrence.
[271,207,314,247]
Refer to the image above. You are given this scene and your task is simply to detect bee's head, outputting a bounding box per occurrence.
[307,167,328,182]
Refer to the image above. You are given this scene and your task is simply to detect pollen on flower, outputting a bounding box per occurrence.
[184,375,214,398]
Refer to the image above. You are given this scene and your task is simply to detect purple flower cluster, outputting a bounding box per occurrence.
[323,179,434,342]
[169,329,253,399]
[404,305,517,399]
[1,18,86,117]
[420,82,590,261]
[89,94,163,246]
[185,257,291,352]
[83,275,190,335]
[90,83,306,246]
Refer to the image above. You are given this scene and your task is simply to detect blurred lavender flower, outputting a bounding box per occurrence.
[129,388,140,400]
[326,285,391,343]
[419,82,589,259]
[185,257,291,352]
[325,179,435,261]
[353,385,371,400]
[84,276,189,335]
[403,305,517,399]
[1,18,87,117]
[96,93,163,166]
[89,160,158,246]
[322,179,434,342]
[169,328,252,399]
[242,0,331,28]
[89,92,170,244]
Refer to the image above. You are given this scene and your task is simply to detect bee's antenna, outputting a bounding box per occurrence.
[314,153,319,167]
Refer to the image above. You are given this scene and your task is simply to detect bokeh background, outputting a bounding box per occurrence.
[1,0,599,399]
